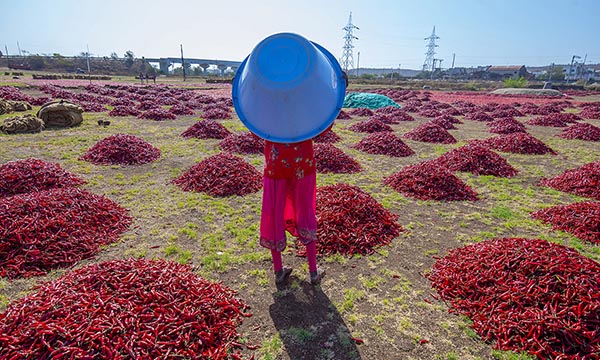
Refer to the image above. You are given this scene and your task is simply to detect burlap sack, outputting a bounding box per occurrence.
[0,99,13,115]
[0,114,45,134]
[8,100,33,112]
[37,100,84,127]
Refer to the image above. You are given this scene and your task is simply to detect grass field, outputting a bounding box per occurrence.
[1,79,599,359]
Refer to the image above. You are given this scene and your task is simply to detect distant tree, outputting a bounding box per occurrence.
[543,67,565,82]
[503,76,528,88]
[0,50,3,58]
[110,52,119,60]
[29,55,46,70]
[124,50,135,68]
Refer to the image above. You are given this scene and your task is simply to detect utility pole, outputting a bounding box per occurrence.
[86,44,91,84]
[180,44,186,81]
[356,51,360,77]
[451,53,456,69]
[16,41,22,57]
[4,45,9,68]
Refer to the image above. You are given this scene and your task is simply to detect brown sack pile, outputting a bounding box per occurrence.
[37,100,84,127]
[0,99,32,114]
[0,114,45,134]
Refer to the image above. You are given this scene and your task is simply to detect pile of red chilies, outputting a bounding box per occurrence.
[487,117,527,134]
[138,108,177,121]
[0,187,131,279]
[369,113,399,124]
[375,105,408,116]
[306,183,402,256]
[526,116,570,127]
[531,201,600,244]
[181,120,232,139]
[313,129,340,143]
[80,134,161,165]
[0,259,252,359]
[108,105,141,117]
[314,143,362,174]
[219,132,264,155]
[427,238,600,359]
[403,122,457,144]
[172,152,262,197]
[202,107,232,120]
[349,107,374,117]
[0,158,85,197]
[429,142,519,177]
[348,119,393,133]
[558,123,600,141]
[384,162,479,201]
[579,106,600,120]
[429,117,457,130]
[539,161,600,200]
[463,111,494,122]
[352,132,415,157]
[169,103,195,115]
[482,132,557,155]
[336,110,352,119]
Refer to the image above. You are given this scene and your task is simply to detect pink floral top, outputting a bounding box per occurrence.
[264,139,315,179]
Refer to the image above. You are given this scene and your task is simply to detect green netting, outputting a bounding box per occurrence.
[342,92,401,110]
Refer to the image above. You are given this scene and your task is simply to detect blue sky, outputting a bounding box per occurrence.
[1,0,598,70]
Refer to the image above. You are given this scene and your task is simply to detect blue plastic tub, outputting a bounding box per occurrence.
[232,33,346,143]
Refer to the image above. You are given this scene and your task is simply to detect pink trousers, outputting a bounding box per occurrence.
[260,173,317,252]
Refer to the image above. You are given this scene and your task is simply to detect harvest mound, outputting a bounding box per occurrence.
[428,238,600,359]
[172,152,262,197]
[0,259,250,359]
[351,132,415,157]
[384,162,478,201]
[0,188,131,279]
[80,134,161,165]
[0,158,85,197]
[298,183,402,256]
[314,143,361,173]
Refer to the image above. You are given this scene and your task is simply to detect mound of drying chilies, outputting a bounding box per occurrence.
[314,143,361,174]
[172,152,262,197]
[80,134,161,165]
[0,188,131,279]
[305,183,402,256]
[0,259,251,359]
[0,158,85,197]
[427,238,600,359]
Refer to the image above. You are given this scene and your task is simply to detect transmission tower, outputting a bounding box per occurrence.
[341,12,359,72]
[422,26,439,72]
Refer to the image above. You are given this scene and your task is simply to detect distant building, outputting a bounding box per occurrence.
[486,65,528,80]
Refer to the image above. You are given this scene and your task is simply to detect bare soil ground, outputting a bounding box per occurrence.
[1,86,599,360]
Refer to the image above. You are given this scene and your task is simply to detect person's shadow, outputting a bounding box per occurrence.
[269,279,362,360]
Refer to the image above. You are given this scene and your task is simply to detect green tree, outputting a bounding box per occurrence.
[503,76,528,88]
[110,52,119,60]
[29,55,46,70]
[124,50,135,68]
